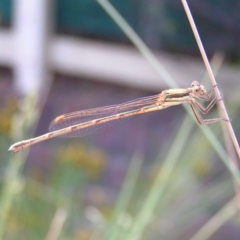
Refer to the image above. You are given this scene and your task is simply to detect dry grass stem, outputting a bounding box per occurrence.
[96,0,240,185]
[181,0,240,164]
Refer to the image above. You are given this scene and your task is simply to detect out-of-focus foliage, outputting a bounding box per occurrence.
[0,64,240,239]
[1,0,240,239]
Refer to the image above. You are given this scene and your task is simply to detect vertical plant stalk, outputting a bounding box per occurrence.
[109,53,226,240]
[85,206,106,240]
[201,52,240,198]
[45,208,68,240]
[96,0,240,185]
[0,93,39,239]
[0,76,52,239]
[125,54,228,238]
[105,152,144,240]
[125,116,195,240]
[181,0,240,163]
[0,154,26,239]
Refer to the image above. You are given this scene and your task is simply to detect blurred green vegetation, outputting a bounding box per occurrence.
[1,1,240,239]
[1,89,239,239]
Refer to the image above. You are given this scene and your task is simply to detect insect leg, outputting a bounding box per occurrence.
[191,97,219,114]
[189,102,229,125]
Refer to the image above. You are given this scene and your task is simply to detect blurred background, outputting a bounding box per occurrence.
[0,0,240,239]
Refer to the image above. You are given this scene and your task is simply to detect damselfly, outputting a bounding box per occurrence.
[9,81,229,153]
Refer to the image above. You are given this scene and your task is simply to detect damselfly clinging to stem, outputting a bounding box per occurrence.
[9,81,229,153]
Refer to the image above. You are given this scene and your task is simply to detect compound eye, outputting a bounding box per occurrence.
[191,81,199,87]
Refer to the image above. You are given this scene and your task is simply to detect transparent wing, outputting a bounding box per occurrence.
[49,94,160,138]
